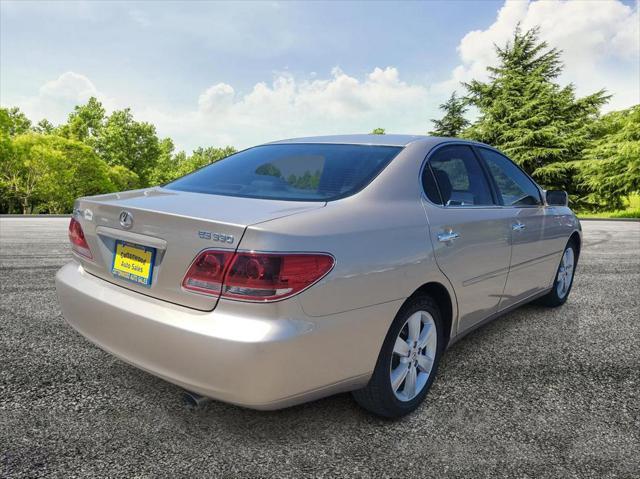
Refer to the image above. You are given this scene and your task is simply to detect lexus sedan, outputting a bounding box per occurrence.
[55,135,581,417]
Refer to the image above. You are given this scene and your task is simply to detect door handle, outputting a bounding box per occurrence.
[512,222,526,231]
[438,231,460,243]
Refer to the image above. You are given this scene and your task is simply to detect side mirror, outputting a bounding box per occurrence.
[545,190,568,207]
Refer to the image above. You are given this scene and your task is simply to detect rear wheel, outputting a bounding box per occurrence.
[539,241,577,307]
[352,295,444,418]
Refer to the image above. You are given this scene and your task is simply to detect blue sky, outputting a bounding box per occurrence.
[2,1,638,151]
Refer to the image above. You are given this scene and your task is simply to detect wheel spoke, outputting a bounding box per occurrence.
[417,353,434,373]
[404,365,417,398]
[393,337,410,356]
[391,362,410,392]
[417,322,434,349]
[407,313,421,342]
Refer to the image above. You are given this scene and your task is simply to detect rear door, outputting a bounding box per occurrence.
[475,147,558,310]
[421,144,513,332]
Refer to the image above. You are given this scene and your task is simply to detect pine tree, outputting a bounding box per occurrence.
[576,106,639,209]
[428,92,469,137]
[463,26,609,180]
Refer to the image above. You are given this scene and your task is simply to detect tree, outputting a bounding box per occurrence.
[34,119,55,134]
[428,92,469,137]
[59,97,106,143]
[1,133,114,213]
[94,108,160,185]
[580,105,640,208]
[173,146,236,178]
[0,109,16,212]
[1,107,32,136]
[108,165,140,192]
[463,26,609,181]
[148,138,178,185]
[371,128,385,135]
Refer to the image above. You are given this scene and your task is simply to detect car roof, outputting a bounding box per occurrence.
[267,134,484,148]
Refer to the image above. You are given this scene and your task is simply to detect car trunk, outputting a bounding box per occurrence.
[72,188,324,311]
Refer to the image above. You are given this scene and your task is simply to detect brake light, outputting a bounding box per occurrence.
[223,252,334,301]
[68,218,92,259]
[182,250,234,295]
[182,250,334,301]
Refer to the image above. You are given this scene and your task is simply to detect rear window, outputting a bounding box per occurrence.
[164,143,402,201]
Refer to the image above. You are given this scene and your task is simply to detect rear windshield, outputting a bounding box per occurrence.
[164,143,402,201]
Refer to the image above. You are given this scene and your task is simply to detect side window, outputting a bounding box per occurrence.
[428,145,495,207]
[421,165,442,204]
[478,148,542,206]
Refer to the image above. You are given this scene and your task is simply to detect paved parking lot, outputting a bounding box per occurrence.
[1,217,639,478]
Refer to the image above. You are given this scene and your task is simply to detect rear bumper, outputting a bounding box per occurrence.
[55,261,400,409]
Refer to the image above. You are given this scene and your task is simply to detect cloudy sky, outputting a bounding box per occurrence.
[1,0,638,151]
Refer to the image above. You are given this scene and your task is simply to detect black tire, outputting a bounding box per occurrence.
[538,240,578,307]
[352,295,444,418]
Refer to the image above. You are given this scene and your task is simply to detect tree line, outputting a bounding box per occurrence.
[1,26,638,214]
[0,99,235,214]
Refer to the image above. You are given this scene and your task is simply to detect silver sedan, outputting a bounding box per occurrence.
[56,135,581,417]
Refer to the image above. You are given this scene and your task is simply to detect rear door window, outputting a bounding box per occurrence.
[165,144,402,201]
[427,145,495,206]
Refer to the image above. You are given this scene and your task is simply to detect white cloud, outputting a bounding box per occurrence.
[198,83,235,113]
[140,66,433,150]
[39,71,98,102]
[18,71,109,124]
[440,0,639,111]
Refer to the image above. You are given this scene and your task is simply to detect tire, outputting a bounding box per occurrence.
[352,295,444,418]
[539,240,578,307]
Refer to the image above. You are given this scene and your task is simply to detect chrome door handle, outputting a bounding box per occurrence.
[512,222,526,231]
[438,231,460,243]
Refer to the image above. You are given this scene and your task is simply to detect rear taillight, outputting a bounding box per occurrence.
[182,250,234,295]
[68,218,92,259]
[182,250,334,302]
[223,252,334,301]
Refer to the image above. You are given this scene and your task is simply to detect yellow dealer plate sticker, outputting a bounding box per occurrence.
[111,241,156,286]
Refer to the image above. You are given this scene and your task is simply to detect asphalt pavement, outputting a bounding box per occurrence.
[1,217,638,478]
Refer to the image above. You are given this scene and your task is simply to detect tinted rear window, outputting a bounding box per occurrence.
[164,143,402,201]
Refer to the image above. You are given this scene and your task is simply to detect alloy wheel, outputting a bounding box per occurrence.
[390,310,437,402]
[556,247,575,299]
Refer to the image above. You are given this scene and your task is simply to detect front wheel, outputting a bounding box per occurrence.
[352,295,444,418]
[539,241,577,307]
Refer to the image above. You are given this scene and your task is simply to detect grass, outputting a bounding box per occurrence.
[577,194,640,219]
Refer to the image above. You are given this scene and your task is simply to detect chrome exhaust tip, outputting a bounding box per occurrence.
[182,390,210,409]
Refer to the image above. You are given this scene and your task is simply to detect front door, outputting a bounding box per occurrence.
[422,144,513,332]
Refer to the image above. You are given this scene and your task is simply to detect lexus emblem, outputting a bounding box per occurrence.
[119,211,133,229]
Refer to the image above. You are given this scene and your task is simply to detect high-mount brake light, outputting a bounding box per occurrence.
[182,250,334,301]
[68,217,93,259]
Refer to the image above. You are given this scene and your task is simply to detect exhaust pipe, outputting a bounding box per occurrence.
[182,390,210,409]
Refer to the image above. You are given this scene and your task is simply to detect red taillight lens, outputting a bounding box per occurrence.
[68,218,92,259]
[182,250,234,295]
[222,252,334,301]
[182,250,334,301]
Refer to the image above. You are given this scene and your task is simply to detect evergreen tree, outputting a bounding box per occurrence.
[579,105,639,209]
[428,92,469,137]
[463,26,609,180]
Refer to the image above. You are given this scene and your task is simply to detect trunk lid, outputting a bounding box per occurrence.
[73,188,324,310]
